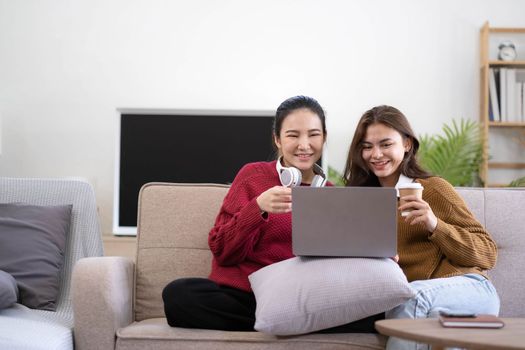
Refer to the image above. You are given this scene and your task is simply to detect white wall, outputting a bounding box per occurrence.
[1,0,524,235]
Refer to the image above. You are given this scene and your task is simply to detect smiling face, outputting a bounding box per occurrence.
[274,108,325,184]
[361,122,411,187]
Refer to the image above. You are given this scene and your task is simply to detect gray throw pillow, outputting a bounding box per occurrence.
[0,203,72,311]
[0,270,18,309]
[249,257,415,335]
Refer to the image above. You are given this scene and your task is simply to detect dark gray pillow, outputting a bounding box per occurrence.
[0,203,72,311]
[0,269,18,309]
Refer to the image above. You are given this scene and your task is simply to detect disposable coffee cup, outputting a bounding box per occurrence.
[398,183,423,217]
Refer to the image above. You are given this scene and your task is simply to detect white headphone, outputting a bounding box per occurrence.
[276,156,327,187]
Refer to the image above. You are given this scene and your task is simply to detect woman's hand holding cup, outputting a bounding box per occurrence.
[257,186,292,214]
[398,183,438,232]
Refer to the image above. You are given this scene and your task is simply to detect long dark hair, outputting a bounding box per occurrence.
[343,105,431,186]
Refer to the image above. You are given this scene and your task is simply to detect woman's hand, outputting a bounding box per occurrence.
[256,186,292,214]
[399,194,438,232]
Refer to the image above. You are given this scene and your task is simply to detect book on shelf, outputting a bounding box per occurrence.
[489,68,500,122]
[507,69,517,122]
[488,98,494,121]
[518,71,525,122]
[439,314,505,329]
[521,82,525,123]
[517,81,524,122]
[500,68,507,122]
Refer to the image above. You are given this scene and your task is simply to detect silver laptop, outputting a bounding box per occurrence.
[292,187,397,257]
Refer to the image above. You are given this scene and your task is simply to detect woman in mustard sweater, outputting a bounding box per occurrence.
[343,105,500,350]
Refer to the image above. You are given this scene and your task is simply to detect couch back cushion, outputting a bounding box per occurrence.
[134,183,229,321]
[456,188,525,317]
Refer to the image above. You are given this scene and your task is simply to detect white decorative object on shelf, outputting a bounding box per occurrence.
[498,40,517,61]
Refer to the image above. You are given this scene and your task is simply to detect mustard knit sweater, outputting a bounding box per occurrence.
[398,177,497,282]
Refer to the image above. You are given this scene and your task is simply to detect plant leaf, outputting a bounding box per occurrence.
[418,119,483,186]
[509,176,525,187]
[327,166,345,186]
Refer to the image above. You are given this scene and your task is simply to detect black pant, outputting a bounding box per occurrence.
[162,277,384,332]
[163,278,257,331]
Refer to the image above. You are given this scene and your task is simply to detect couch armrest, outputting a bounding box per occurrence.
[72,256,134,350]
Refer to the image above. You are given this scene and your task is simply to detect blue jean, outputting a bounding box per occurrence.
[385,274,500,350]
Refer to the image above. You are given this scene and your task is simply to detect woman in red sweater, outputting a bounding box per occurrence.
[162,96,382,332]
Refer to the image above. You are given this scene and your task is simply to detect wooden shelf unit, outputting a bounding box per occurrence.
[479,22,525,187]
[489,27,525,34]
[488,162,525,169]
[488,121,525,127]
[488,61,525,67]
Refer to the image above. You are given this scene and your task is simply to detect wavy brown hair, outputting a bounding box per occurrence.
[343,105,431,187]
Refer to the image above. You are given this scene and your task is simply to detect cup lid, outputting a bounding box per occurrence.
[397,182,423,189]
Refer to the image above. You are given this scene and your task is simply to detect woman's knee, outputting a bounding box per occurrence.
[163,278,197,308]
[163,278,203,326]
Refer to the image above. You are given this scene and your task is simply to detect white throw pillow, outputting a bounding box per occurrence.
[248,257,415,335]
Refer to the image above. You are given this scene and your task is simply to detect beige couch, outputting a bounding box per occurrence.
[72,183,525,350]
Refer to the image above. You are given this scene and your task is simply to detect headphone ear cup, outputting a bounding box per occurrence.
[280,167,302,187]
[289,167,302,187]
[310,175,326,188]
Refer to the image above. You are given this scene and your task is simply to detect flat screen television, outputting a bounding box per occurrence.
[113,109,276,235]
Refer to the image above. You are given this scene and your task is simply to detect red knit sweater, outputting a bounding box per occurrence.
[208,160,330,292]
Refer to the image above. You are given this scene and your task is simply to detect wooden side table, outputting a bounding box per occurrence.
[375,318,525,350]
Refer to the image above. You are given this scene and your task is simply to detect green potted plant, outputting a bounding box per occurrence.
[418,119,483,187]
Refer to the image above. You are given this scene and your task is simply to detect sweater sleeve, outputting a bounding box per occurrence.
[427,178,497,270]
[208,164,268,266]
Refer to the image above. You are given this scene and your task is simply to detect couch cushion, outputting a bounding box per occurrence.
[454,188,485,226]
[249,257,414,335]
[0,303,73,350]
[116,318,386,350]
[135,183,229,321]
[456,187,525,317]
[0,203,72,311]
[483,188,525,317]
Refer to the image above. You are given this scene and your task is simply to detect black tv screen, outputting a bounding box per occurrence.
[114,110,275,235]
